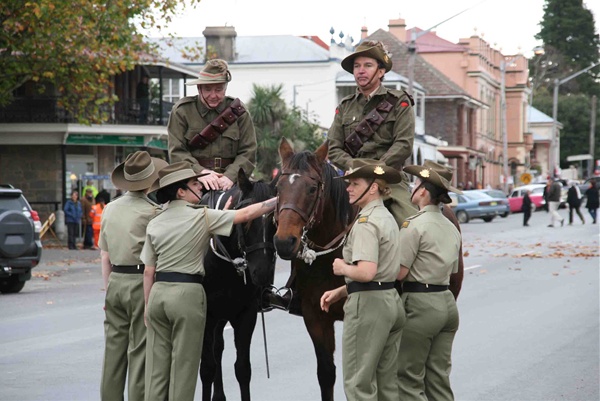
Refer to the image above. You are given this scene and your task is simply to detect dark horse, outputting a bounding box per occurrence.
[200,169,277,401]
[273,138,464,401]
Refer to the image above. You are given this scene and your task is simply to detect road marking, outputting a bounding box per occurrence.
[465,265,482,271]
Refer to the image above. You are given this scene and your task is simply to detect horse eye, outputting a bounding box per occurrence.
[309,186,317,194]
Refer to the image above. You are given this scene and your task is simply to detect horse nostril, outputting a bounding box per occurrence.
[274,236,297,259]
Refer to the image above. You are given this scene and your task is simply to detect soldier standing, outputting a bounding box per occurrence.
[99,151,168,401]
[168,59,257,191]
[327,40,417,226]
[141,161,276,401]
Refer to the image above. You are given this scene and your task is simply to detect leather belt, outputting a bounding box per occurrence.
[403,282,448,293]
[196,157,234,171]
[347,281,395,295]
[111,264,144,274]
[155,272,204,284]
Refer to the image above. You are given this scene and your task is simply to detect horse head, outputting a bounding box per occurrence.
[274,138,352,261]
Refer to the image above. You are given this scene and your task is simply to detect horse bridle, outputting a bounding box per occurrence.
[210,192,276,285]
[275,172,325,232]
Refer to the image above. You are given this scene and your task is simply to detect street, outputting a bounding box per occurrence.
[0,207,598,401]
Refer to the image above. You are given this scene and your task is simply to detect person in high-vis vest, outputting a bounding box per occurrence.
[91,193,106,248]
[141,161,276,401]
[98,151,168,401]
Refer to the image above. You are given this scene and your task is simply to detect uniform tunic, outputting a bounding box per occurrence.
[168,95,257,183]
[140,200,235,401]
[341,198,406,401]
[328,85,418,226]
[397,205,462,401]
[98,191,162,401]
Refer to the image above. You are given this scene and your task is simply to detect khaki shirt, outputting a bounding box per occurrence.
[168,95,257,182]
[140,200,235,276]
[398,205,462,285]
[98,191,161,265]
[328,85,415,171]
[342,198,401,284]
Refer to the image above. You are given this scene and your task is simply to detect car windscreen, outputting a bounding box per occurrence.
[0,196,27,213]
[463,191,492,200]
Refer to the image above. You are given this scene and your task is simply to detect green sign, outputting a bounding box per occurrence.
[66,134,144,146]
[147,138,168,150]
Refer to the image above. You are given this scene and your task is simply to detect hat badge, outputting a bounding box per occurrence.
[419,169,430,178]
[374,166,385,175]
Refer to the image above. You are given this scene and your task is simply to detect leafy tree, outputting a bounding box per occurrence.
[247,84,323,179]
[535,0,600,96]
[0,0,200,123]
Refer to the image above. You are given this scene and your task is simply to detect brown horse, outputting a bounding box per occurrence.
[272,138,464,401]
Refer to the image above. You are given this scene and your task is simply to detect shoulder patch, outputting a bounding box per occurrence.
[358,216,368,224]
[401,220,410,228]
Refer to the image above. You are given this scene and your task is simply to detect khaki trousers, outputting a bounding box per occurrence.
[398,291,459,401]
[342,289,405,401]
[101,273,146,401]
[145,282,207,401]
[385,178,418,228]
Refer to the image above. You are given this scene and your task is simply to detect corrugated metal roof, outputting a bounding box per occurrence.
[528,105,554,123]
[150,35,330,65]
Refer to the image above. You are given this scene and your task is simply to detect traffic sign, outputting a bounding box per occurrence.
[520,173,532,185]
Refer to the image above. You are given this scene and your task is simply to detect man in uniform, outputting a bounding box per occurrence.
[168,59,257,191]
[328,40,417,226]
[98,151,168,401]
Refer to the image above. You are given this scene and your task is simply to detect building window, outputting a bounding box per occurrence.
[161,79,181,103]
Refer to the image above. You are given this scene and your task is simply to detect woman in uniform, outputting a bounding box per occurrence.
[320,158,406,401]
[397,160,462,401]
[141,161,276,401]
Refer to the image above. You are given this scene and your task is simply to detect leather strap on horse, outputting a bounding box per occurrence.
[303,209,359,252]
[188,98,246,149]
[344,93,408,157]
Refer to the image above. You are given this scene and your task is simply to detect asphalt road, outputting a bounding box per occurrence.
[0,207,598,401]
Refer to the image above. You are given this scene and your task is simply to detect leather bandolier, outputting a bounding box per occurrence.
[188,98,246,149]
[343,93,410,157]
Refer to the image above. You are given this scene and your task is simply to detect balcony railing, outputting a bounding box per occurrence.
[0,97,174,126]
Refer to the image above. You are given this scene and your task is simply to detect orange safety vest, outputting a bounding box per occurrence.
[91,204,104,231]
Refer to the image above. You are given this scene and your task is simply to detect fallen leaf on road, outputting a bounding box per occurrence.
[463,251,470,257]
[552,272,559,276]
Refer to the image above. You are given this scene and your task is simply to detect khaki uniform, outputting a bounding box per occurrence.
[98,191,162,401]
[168,95,257,182]
[328,85,418,226]
[341,199,406,401]
[397,205,462,401]
[141,200,235,401]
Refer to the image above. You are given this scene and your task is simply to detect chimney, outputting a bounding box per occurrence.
[361,26,368,40]
[388,18,407,42]
[202,26,237,62]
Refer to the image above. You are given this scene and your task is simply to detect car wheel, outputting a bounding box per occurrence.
[501,212,509,218]
[482,217,494,222]
[0,210,34,258]
[0,275,26,294]
[456,210,469,224]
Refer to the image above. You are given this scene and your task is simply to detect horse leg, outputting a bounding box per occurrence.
[303,308,337,401]
[231,306,258,401]
[200,317,227,401]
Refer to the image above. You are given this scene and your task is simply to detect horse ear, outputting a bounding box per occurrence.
[315,140,329,164]
[237,168,253,194]
[279,137,294,167]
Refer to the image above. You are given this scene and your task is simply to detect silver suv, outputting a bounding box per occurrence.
[0,185,43,293]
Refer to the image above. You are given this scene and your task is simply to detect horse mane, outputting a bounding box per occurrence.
[246,179,273,202]
[285,150,352,227]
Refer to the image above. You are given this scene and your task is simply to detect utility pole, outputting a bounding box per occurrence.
[590,95,597,178]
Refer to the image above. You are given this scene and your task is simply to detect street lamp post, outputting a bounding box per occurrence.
[550,62,600,177]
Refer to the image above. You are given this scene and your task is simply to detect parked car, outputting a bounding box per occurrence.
[0,184,43,293]
[472,189,510,217]
[508,184,546,213]
[449,191,505,223]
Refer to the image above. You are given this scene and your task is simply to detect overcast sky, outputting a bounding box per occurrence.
[150,0,600,57]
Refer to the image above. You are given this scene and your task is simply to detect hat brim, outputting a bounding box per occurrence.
[341,47,393,74]
[148,169,210,194]
[337,165,402,184]
[185,77,229,86]
[404,165,463,195]
[111,158,169,191]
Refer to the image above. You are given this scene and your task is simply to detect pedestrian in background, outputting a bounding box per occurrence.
[585,180,599,224]
[91,193,107,248]
[141,161,276,401]
[81,188,96,249]
[567,182,585,225]
[397,161,462,401]
[546,178,564,228]
[522,189,532,227]
[64,190,83,250]
[320,159,405,401]
[99,151,168,401]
